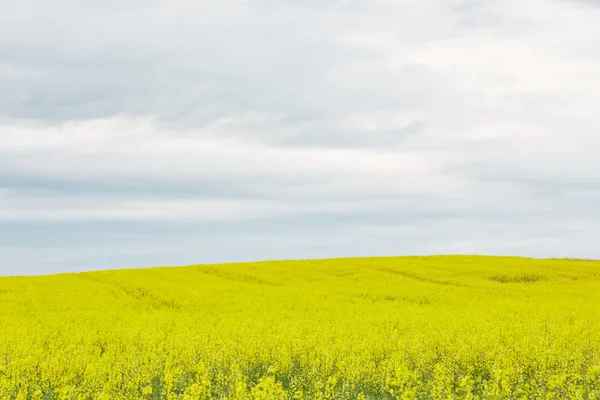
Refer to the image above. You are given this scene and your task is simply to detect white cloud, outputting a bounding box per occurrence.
[0,117,459,197]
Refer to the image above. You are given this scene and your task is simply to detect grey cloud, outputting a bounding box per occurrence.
[0,0,459,148]
[2,0,600,274]
[0,1,358,122]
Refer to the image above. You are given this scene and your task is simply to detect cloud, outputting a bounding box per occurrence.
[1,0,600,274]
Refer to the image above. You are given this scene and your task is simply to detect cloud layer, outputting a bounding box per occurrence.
[2,0,600,274]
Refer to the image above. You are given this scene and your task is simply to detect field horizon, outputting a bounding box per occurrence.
[5,254,598,278]
[2,255,600,399]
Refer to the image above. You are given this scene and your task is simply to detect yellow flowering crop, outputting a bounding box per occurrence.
[1,256,599,399]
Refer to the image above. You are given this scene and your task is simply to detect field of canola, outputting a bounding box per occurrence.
[1,255,600,399]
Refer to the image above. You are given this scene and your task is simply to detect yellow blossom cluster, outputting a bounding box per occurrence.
[1,256,599,399]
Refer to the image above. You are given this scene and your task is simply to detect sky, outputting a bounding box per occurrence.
[2,0,600,275]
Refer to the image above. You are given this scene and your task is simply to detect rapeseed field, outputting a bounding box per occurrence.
[1,256,599,399]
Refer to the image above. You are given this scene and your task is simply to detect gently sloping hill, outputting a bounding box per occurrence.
[1,256,600,399]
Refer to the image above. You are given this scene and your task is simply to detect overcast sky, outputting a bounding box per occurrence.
[2,0,600,275]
